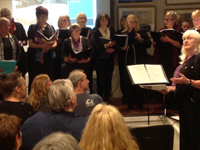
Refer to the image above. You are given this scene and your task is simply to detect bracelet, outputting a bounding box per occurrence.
[189,79,192,86]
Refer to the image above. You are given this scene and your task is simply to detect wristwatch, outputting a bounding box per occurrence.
[189,79,192,86]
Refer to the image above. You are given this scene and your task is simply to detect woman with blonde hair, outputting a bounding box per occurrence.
[118,14,151,109]
[79,104,139,150]
[28,74,52,112]
[191,10,200,31]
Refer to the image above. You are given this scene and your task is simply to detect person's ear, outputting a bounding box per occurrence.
[15,86,21,94]
[78,80,82,87]
[70,96,75,104]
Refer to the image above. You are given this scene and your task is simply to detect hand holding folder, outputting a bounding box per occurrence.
[0,60,17,75]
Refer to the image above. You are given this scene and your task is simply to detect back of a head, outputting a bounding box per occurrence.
[68,70,83,88]
[33,132,81,150]
[0,113,21,150]
[0,73,21,99]
[47,79,74,112]
[80,104,139,150]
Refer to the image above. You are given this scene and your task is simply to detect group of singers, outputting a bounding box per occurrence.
[1,5,200,150]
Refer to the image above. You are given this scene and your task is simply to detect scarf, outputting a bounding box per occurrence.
[98,27,110,39]
[9,18,15,34]
[0,33,17,60]
[35,23,55,64]
[172,51,197,86]
[70,36,82,54]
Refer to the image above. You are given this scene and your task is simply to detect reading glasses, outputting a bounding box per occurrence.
[193,19,200,22]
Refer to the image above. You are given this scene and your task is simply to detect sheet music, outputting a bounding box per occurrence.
[145,65,168,83]
[127,64,151,84]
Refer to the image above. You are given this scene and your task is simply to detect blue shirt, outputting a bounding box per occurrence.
[21,111,88,150]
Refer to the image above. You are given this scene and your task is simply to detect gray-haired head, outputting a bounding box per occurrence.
[69,23,82,34]
[68,70,83,88]
[47,79,75,112]
[76,12,87,22]
[0,8,11,17]
[0,17,10,27]
[33,132,81,150]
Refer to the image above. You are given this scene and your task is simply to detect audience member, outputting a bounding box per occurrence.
[28,74,52,113]
[80,104,139,150]
[1,8,28,77]
[0,73,34,125]
[33,132,81,150]
[21,79,88,150]
[192,9,200,31]
[69,70,103,115]
[0,113,22,150]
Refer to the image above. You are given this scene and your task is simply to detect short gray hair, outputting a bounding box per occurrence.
[47,79,75,112]
[0,8,11,17]
[0,17,10,26]
[33,132,81,150]
[68,70,83,88]
[76,12,87,22]
[70,23,82,34]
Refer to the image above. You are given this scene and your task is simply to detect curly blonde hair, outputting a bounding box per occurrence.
[79,104,139,150]
[28,74,49,108]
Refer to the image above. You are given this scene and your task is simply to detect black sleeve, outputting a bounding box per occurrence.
[18,23,28,45]
[137,30,152,48]
[62,39,72,58]
[12,35,21,66]
[93,30,106,55]
[28,25,36,40]
[82,37,94,60]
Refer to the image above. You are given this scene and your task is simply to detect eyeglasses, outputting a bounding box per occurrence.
[79,17,86,20]
[38,16,48,20]
[128,21,136,24]
[72,29,81,33]
[164,19,174,22]
[192,19,200,22]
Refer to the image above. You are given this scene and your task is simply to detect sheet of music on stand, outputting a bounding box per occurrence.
[126,64,169,92]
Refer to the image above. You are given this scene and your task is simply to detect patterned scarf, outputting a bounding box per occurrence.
[70,36,82,54]
[35,23,55,64]
[0,33,17,60]
[9,18,15,34]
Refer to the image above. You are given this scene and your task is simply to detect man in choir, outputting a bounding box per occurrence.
[21,79,88,150]
[0,114,22,150]
[69,70,103,116]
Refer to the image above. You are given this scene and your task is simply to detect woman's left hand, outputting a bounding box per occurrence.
[77,58,90,64]
[106,48,115,53]
[170,73,189,85]
[134,33,141,42]
[13,66,18,72]
[160,35,170,43]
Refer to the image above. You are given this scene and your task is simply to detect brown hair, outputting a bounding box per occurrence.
[0,73,21,99]
[0,113,21,150]
[36,6,48,17]
[95,13,111,29]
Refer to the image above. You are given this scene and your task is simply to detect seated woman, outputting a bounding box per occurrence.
[1,8,27,77]
[55,15,70,79]
[61,23,93,79]
[0,73,34,125]
[80,104,139,150]
[28,74,52,113]
[27,6,57,92]
[0,17,20,73]
[0,114,22,150]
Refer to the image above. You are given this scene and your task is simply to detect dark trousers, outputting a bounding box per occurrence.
[95,58,114,100]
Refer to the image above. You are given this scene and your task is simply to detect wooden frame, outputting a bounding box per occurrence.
[118,6,156,31]
[166,0,200,5]
[165,8,198,28]
[117,0,153,4]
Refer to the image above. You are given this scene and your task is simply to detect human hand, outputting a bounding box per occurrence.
[134,33,141,41]
[105,41,116,49]
[68,54,77,63]
[170,73,189,85]
[106,48,115,53]
[0,68,3,72]
[13,66,18,72]
[121,47,127,51]
[160,35,170,43]
[152,41,156,46]
[159,86,175,94]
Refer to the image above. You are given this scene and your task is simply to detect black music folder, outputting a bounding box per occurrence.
[70,49,92,61]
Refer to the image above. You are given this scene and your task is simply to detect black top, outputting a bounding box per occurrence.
[2,37,13,60]
[93,29,116,59]
[118,30,151,65]
[13,22,27,45]
[0,101,34,125]
[80,27,92,37]
[176,55,200,98]
[35,97,51,113]
[62,36,93,62]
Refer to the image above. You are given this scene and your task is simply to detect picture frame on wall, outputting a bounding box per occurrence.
[166,0,200,5]
[118,7,156,31]
[165,8,197,28]
[117,0,153,4]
